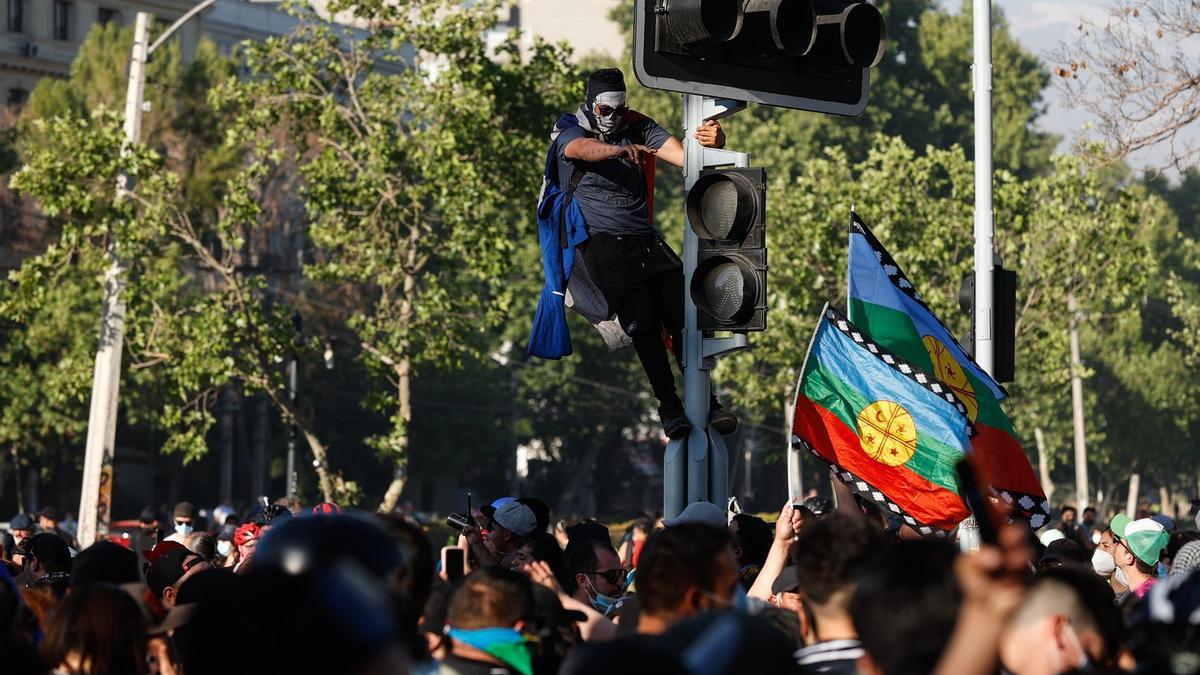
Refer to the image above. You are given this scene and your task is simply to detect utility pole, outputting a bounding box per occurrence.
[972,0,995,376]
[286,312,301,498]
[77,11,149,548]
[77,2,218,546]
[1068,293,1089,511]
[663,94,749,519]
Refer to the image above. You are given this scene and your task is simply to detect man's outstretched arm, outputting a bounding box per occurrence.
[563,138,654,164]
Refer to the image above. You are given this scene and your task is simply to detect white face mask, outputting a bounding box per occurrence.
[591,91,627,136]
[1115,566,1129,586]
[175,522,194,537]
[217,540,233,557]
[1091,549,1115,576]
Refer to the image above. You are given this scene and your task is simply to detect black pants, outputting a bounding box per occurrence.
[580,233,685,407]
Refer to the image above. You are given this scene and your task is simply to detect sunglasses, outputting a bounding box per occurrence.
[594,104,628,117]
[588,568,627,586]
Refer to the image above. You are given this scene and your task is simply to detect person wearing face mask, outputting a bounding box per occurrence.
[565,538,627,617]
[214,524,237,568]
[1092,527,1129,596]
[1108,515,1169,602]
[998,568,1123,674]
[164,501,196,544]
[546,67,734,439]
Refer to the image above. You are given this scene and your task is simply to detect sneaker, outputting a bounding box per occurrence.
[658,404,692,440]
[709,398,738,435]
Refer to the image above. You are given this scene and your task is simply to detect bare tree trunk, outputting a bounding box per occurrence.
[1125,473,1140,517]
[1034,427,1055,506]
[298,426,335,503]
[377,351,411,513]
[1159,484,1174,518]
[1068,294,1089,511]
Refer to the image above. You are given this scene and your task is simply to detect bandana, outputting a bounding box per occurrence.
[446,627,533,675]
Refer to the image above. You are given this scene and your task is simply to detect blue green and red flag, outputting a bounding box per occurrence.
[846,212,1048,528]
[792,305,972,533]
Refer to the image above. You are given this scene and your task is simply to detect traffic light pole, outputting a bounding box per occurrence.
[664,94,749,520]
[972,0,995,376]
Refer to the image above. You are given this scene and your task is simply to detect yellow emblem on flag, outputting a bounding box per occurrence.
[922,336,978,422]
[856,400,918,467]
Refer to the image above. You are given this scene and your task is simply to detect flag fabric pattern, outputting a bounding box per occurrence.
[792,305,972,533]
[846,212,1049,528]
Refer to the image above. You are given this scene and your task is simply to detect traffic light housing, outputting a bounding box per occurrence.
[958,266,1017,383]
[687,167,767,331]
[633,0,886,115]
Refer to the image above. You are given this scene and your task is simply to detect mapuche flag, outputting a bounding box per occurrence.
[792,305,972,533]
[846,212,1048,528]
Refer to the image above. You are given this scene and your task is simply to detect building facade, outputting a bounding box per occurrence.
[0,0,299,105]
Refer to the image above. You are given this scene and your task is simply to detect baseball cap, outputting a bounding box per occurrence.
[1040,538,1086,566]
[479,497,516,520]
[71,540,139,587]
[9,513,34,531]
[311,502,341,515]
[1039,528,1066,547]
[145,542,204,597]
[771,566,801,595]
[1150,514,1175,532]
[1112,516,1169,567]
[491,501,537,537]
[662,501,726,529]
[173,502,195,520]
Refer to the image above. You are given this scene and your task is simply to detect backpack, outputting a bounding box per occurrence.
[527,112,656,359]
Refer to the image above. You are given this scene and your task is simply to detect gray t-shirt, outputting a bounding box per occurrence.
[555,117,672,236]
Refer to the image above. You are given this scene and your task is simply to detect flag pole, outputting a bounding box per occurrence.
[972,0,995,376]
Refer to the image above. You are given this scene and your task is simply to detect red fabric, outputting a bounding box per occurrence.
[234,523,261,547]
[973,424,1045,498]
[793,394,969,530]
[142,540,186,562]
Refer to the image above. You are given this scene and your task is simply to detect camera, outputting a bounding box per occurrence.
[447,512,471,530]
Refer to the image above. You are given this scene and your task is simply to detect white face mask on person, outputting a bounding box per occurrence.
[217,540,233,557]
[591,91,627,136]
[175,522,194,537]
[1091,549,1116,576]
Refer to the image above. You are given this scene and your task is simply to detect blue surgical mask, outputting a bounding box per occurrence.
[175,522,194,537]
[584,576,620,616]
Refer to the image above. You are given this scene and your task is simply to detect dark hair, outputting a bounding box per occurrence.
[730,514,772,569]
[70,541,139,588]
[850,539,961,675]
[586,67,625,90]
[564,538,615,595]
[633,517,655,536]
[792,513,881,606]
[447,567,534,630]
[523,531,568,588]
[1061,505,1077,517]
[637,524,733,616]
[41,584,147,675]
[1165,530,1200,566]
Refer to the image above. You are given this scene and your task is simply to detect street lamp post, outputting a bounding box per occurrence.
[77,1,218,547]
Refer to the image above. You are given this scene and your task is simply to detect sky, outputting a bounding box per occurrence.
[965,0,1198,175]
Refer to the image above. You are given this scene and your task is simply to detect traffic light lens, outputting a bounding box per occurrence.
[687,172,760,242]
[700,181,739,240]
[667,0,744,46]
[840,3,885,68]
[702,262,746,320]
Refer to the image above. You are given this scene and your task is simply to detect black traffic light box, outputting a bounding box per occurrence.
[687,167,768,331]
[634,0,886,115]
[958,266,1017,383]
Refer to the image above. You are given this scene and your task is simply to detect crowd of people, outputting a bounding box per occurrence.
[0,486,1198,675]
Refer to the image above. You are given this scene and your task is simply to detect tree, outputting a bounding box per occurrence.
[213,0,579,511]
[4,24,354,506]
[1054,0,1200,171]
